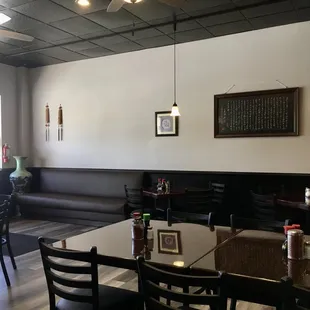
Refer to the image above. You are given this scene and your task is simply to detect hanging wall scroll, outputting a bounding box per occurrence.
[58,105,63,141]
[45,104,50,141]
[214,88,299,138]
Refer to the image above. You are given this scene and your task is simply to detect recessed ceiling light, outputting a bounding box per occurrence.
[75,0,90,6]
[0,13,11,25]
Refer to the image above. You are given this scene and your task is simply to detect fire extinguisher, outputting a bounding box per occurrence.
[2,143,10,163]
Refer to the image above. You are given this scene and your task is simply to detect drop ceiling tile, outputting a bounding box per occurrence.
[171,28,213,43]
[0,9,43,31]
[186,3,236,17]
[78,46,114,57]
[91,35,129,48]
[113,22,148,33]
[0,40,23,53]
[250,11,298,29]
[298,8,310,21]
[39,47,88,61]
[232,0,267,6]
[80,28,113,39]
[123,28,162,41]
[242,1,294,19]
[124,0,182,21]
[51,0,110,14]
[22,24,75,42]
[107,40,142,53]
[135,35,174,48]
[51,16,105,36]
[84,9,141,29]
[13,0,77,23]
[147,13,188,25]
[63,41,98,51]
[0,55,28,66]
[197,10,245,27]
[0,0,33,8]
[19,52,65,65]
[181,0,232,13]
[157,19,201,34]
[52,37,79,45]
[208,20,253,36]
[23,39,52,50]
[0,4,5,10]
[296,0,310,9]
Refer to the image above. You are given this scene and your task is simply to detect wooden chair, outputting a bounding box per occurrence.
[230,214,291,232]
[137,256,227,310]
[185,188,214,214]
[167,208,214,227]
[224,273,292,310]
[292,285,310,310]
[0,199,16,287]
[251,191,277,221]
[210,182,225,206]
[38,237,143,310]
[124,185,165,220]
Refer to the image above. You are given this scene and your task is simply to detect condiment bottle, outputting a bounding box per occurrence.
[131,212,143,240]
[157,178,162,192]
[306,187,310,206]
[288,229,304,260]
[147,226,154,251]
[283,224,300,254]
[143,213,151,240]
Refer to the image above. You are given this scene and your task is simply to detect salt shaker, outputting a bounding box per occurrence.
[287,229,304,260]
[305,187,310,206]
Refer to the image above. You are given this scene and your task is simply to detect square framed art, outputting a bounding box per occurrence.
[157,230,182,255]
[155,111,179,137]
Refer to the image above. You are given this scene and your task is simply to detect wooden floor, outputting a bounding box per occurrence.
[0,219,274,310]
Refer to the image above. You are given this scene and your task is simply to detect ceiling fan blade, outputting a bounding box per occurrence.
[107,0,125,12]
[158,0,186,7]
[0,29,34,42]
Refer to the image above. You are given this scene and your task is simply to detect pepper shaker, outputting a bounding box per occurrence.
[287,229,304,260]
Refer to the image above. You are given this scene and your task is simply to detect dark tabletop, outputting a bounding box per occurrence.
[142,190,185,199]
[192,229,310,289]
[52,219,240,270]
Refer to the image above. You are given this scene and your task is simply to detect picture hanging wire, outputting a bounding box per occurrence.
[224,84,236,94]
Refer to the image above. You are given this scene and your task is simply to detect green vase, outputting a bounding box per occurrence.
[9,156,32,194]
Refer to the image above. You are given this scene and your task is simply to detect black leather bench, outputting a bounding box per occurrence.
[17,169,143,227]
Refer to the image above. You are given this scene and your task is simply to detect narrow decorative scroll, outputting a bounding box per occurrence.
[58,105,63,141]
[45,104,50,141]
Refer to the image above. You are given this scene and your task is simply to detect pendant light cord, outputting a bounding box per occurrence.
[173,19,177,104]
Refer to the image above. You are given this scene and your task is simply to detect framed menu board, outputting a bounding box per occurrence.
[214,88,299,138]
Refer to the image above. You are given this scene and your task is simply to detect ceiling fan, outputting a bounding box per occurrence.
[107,0,185,13]
[0,29,34,42]
[0,13,34,42]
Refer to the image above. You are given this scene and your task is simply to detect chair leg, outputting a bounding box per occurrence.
[230,298,237,310]
[0,246,10,287]
[5,235,16,270]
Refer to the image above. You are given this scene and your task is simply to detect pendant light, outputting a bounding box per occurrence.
[170,18,181,117]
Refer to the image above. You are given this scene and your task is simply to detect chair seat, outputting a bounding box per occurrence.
[56,284,143,310]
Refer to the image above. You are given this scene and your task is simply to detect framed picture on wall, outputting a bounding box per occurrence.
[155,111,179,137]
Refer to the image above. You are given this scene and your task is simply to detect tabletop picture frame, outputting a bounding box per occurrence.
[157,230,182,255]
[155,111,179,137]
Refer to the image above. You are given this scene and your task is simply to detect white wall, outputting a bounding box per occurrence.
[30,21,310,173]
[0,63,18,168]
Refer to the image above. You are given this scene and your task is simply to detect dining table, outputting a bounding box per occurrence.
[191,229,310,289]
[52,219,241,271]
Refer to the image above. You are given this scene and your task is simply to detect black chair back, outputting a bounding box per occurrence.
[38,237,99,310]
[210,182,225,205]
[251,191,277,221]
[292,285,310,310]
[137,257,227,310]
[230,214,291,232]
[222,273,292,308]
[0,200,10,236]
[185,188,214,213]
[167,208,214,227]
